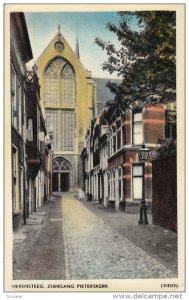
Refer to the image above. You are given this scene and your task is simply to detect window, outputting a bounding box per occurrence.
[133,112,143,145]
[23,92,27,142]
[60,64,75,106]
[133,164,143,200]
[46,110,75,152]
[53,157,71,172]
[12,147,20,212]
[109,171,112,200]
[37,108,41,149]
[60,111,75,151]
[107,172,110,198]
[109,118,123,156]
[108,130,113,157]
[165,123,176,139]
[109,170,115,200]
[27,118,33,141]
[118,167,123,200]
[46,110,59,151]
[112,170,115,200]
[45,57,75,152]
[17,82,22,134]
[117,130,121,150]
[113,135,116,153]
[11,65,22,133]
[45,64,59,107]
[45,57,66,107]
[45,57,75,107]
[165,110,176,139]
[11,65,17,129]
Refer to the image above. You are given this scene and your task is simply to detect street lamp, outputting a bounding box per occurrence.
[138,144,151,225]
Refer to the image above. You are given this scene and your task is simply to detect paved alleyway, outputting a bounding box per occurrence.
[81,200,178,275]
[13,196,65,280]
[13,194,176,280]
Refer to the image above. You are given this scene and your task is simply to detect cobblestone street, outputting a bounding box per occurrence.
[13,194,177,280]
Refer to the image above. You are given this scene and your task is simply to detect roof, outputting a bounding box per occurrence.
[93,78,122,114]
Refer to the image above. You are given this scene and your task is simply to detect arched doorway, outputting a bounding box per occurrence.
[52,157,72,192]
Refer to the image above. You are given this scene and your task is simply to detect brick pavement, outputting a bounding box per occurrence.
[13,194,177,280]
[13,196,65,280]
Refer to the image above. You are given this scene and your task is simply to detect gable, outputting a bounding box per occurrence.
[36,32,89,77]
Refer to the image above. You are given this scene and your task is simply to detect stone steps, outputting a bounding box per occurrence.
[26,212,46,225]
[26,218,43,225]
[33,211,47,216]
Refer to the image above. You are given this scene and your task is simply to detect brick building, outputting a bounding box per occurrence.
[81,102,176,213]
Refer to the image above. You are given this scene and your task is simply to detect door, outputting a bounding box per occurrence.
[61,173,69,192]
[52,173,59,192]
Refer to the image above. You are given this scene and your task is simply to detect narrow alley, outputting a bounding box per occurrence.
[13,194,176,280]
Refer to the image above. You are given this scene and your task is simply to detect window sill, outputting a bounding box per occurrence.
[108,148,124,161]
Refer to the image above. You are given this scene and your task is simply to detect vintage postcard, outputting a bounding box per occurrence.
[4,2,185,295]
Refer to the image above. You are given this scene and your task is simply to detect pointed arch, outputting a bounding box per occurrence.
[60,63,75,107]
[52,157,73,192]
[53,156,72,173]
[44,56,75,107]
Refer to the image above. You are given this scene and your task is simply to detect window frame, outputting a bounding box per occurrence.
[11,64,18,129]
[132,110,143,146]
[44,57,75,108]
[165,110,176,140]
[132,163,143,200]
[109,117,123,156]
[118,167,123,201]
[12,146,20,212]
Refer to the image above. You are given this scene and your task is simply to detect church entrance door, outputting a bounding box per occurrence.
[52,157,72,192]
[61,173,69,192]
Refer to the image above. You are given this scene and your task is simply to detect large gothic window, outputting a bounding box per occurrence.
[45,57,75,152]
[44,58,63,107]
[60,111,75,151]
[46,110,59,151]
[53,157,71,173]
[46,109,75,152]
[44,57,75,107]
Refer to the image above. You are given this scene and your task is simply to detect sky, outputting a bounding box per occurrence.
[25,12,137,79]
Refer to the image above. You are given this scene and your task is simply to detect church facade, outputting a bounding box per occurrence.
[37,29,96,192]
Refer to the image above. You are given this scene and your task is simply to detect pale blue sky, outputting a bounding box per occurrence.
[25,12,138,79]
